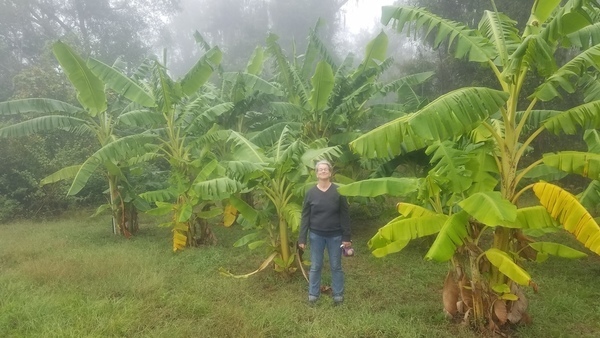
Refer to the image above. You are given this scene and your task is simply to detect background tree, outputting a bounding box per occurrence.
[0,0,180,101]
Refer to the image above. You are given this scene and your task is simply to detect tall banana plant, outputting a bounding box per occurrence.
[267,25,433,181]
[345,0,600,332]
[267,29,391,141]
[116,46,244,251]
[0,41,155,236]
[220,124,341,277]
[216,45,283,133]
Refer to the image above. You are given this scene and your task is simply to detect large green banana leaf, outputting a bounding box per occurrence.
[222,72,281,97]
[266,34,308,106]
[40,165,82,186]
[117,109,164,127]
[397,203,438,217]
[478,10,520,66]
[358,31,388,73]
[533,44,600,101]
[542,151,600,179]
[186,102,235,132]
[350,87,509,158]
[520,164,568,181]
[427,141,475,193]
[228,130,267,163]
[503,206,560,230]
[193,177,242,201]
[566,22,600,49]
[249,122,303,148]
[140,189,177,203]
[193,159,219,183]
[308,60,334,112]
[283,203,302,232]
[544,100,600,135]
[228,195,259,225]
[224,161,265,181]
[379,72,435,95]
[180,46,222,96]
[245,46,265,75]
[533,182,600,254]
[302,19,338,78]
[381,6,497,63]
[584,129,600,153]
[458,191,517,226]
[68,134,157,195]
[300,146,343,168]
[337,177,421,197]
[0,98,84,116]
[515,110,562,132]
[425,210,470,262]
[87,58,156,108]
[531,0,562,25]
[529,242,587,259]
[578,180,600,211]
[52,41,106,116]
[536,0,592,41]
[503,34,556,81]
[0,116,88,138]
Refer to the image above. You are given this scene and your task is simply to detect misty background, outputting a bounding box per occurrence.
[0,0,537,220]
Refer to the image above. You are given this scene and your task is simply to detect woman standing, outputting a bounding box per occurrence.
[298,160,351,305]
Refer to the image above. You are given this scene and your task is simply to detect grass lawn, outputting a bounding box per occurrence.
[1,209,600,337]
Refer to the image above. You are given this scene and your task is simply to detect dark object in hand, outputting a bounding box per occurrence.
[341,245,354,257]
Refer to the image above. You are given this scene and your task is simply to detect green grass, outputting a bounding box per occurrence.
[1,211,600,337]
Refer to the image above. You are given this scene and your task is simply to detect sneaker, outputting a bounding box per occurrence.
[308,295,318,306]
[333,296,344,306]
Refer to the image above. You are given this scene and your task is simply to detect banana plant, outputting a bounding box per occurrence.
[216,45,284,133]
[268,28,393,141]
[345,0,600,332]
[267,24,433,182]
[0,41,156,236]
[220,124,342,277]
[114,44,245,251]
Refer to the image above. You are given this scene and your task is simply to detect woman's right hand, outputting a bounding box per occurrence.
[298,243,306,250]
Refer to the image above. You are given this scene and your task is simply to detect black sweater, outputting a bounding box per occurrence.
[298,183,351,244]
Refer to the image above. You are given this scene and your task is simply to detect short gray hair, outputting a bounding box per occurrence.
[314,159,332,171]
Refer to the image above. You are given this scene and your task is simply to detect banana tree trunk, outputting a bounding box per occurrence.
[469,252,486,330]
[195,215,217,245]
[107,174,121,235]
[278,216,291,267]
[107,174,138,237]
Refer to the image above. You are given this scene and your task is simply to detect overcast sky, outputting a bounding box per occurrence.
[340,0,393,35]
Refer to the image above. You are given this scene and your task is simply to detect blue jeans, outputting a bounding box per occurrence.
[308,232,344,300]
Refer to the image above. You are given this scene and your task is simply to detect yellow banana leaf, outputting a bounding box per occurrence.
[172,222,188,252]
[485,248,532,286]
[223,203,238,227]
[533,182,600,254]
[368,213,448,258]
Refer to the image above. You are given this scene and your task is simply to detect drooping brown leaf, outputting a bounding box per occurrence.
[443,271,460,316]
[507,284,529,323]
[493,299,508,324]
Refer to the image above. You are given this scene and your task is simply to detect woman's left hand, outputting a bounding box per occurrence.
[342,241,352,248]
